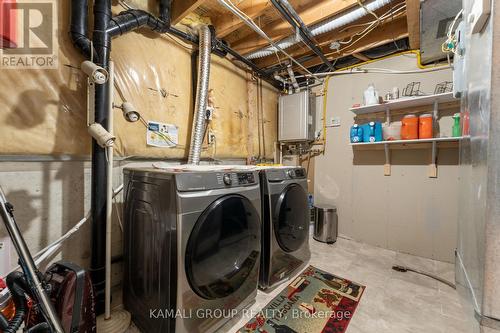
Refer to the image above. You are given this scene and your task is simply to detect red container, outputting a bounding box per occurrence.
[1,0,17,48]
[0,277,16,324]
[401,115,419,140]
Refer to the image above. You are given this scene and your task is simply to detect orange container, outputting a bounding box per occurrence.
[418,114,433,139]
[401,115,418,140]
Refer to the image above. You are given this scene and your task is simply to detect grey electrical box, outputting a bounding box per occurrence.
[278,90,316,142]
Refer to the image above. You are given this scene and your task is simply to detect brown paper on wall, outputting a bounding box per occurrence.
[0,2,278,160]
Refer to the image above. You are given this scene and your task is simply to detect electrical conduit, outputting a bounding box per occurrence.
[188,25,212,164]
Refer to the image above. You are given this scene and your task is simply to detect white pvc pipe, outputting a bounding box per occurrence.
[105,60,115,320]
[246,0,395,59]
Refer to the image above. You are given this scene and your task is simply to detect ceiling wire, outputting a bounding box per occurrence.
[334,4,406,55]
[218,0,322,81]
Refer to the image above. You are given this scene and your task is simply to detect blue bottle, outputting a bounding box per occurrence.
[350,124,363,143]
[361,122,383,142]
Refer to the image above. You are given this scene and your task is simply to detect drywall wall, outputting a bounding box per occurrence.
[313,53,459,262]
[0,1,278,160]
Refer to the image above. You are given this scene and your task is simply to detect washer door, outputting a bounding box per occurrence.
[185,194,260,300]
[274,184,309,252]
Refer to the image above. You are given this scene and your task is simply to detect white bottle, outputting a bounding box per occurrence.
[363,84,379,106]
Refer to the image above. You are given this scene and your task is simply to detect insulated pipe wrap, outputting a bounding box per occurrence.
[246,0,394,59]
[188,25,212,165]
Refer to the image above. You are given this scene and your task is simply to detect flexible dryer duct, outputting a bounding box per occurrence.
[188,25,212,165]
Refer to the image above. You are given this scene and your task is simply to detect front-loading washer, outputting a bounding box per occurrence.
[122,167,261,333]
[259,166,311,290]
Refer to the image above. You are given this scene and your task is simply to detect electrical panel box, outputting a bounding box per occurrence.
[278,90,316,142]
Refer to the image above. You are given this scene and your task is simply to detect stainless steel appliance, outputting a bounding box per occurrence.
[123,168,261,333]
[313,205,338,244]
[259,167,311,290]
[456,1,500,332]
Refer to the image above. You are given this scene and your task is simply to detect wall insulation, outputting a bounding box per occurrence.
[0,2,278,160]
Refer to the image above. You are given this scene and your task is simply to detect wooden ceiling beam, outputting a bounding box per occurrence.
[352,53,371,61]
[254,9,406,68]
[171,0,208,25]
[213,0,271,38]
[229,0,359,52]
[297,17,408,69]
[405,0,421,49]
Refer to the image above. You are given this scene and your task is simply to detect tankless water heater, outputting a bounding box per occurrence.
[278,90,316,142]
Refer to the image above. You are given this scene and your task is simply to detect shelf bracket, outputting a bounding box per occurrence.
[383,106,391,176]
[429,141,438,177]
[429,100,439,178]
[384,143,391,176]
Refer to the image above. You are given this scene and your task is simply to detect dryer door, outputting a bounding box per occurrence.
[185,194,260,300]
[274,184,309,252]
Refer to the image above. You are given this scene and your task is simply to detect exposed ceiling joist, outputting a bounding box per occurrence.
[352,53,371,61]
[405,0,420,49]
[214,0,271,38]
[254,8,406,68]
[297,16,408,69]
[171,0,208,25]
[229,0,359,53]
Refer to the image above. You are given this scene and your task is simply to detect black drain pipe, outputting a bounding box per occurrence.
[70,0,171,314]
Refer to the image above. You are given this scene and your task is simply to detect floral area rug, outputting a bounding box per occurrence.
[238,266,365,333]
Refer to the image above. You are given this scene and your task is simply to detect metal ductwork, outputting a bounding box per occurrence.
[246,0,396,59]
[188,25,212,165]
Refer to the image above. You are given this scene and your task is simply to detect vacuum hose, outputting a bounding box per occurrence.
[3,271,28,333]
[0,312,9,330]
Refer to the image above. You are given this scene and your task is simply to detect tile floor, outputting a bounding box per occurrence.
[223,236,470,333]
[126,236,471,333]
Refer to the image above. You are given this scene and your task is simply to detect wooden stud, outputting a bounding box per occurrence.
[405,0,421,49]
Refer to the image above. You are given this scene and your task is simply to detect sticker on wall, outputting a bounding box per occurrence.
[147,121,179,148]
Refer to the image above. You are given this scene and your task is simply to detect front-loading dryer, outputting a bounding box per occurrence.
[259,167,311,290]
[123,167,261,333]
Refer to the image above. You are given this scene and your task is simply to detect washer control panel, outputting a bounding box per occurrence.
[216,172,256,187]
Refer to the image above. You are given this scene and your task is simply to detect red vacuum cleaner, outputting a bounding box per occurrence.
[0,186,96,333]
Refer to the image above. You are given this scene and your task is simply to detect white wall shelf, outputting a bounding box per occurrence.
[350,92,458,115]
[350,136,464,146]
[349,92,461,178]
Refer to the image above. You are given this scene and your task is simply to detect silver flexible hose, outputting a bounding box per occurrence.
[188,25,212,165]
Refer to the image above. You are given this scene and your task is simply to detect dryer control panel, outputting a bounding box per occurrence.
[266,167,307,182]
[176,171,258,191]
